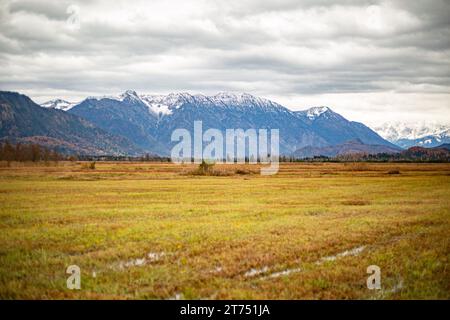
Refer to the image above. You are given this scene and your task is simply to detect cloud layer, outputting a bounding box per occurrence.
[0,0,449,125]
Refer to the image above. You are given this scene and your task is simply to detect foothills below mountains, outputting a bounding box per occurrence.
[0,90,445,159]
[292,139,401,159]
[0,91,141,155]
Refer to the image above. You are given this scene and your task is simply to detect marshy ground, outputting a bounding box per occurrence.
[0,161,448,299]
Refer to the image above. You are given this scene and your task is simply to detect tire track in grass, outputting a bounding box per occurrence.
[237,245,367,281]
[99,231,424,299]
[242,230,425,282]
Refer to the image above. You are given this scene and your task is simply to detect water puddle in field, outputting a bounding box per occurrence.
[254,245,366,281]
[111,251,166,270]
[208,266,223,274]
[244,266,270,277]
[147,251,166,262]
[261,267,302,280]
[316,246,366,265]
[167,293,184,300]
[380,279,404,297]
[389,280,404,293]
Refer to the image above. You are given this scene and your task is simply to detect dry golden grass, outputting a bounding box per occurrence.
[0,161,448,299]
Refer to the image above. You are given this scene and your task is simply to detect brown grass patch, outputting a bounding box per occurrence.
[184,161,257,176]
[343,162,370,171]
[341,199,371,206]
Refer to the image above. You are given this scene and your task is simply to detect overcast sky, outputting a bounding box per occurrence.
[0,0,449,126]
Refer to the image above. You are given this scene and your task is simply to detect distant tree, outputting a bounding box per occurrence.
[15,143,23,161]
[31,144,41,162]
[2,141,15,162]
[43,148,51,162]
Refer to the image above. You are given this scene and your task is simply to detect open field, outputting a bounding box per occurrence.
[0,161,449,299]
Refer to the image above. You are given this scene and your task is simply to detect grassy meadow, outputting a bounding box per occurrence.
[0,161,449,299]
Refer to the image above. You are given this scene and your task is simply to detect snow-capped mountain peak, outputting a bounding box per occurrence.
[208,92,287,112]
[84,90,140,103]
[372,122,450,148]
[305,106,330,120]
[120,90,139,98]
[211,91,253,103]
[295,106,334,121]
[40,99,77,111]
[139,92,196,116]
[373,122,449,141]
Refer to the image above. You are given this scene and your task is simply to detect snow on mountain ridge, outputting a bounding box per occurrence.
[295,106,336,121]
[40,99,77,111]
[208,92,287,111]
[305,106,330,120]
[373,122,450,141]
[140,92,200,116]
[41,92,340,118]
[85,91,291,116]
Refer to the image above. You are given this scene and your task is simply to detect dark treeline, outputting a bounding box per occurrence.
[333,147,450,162]
[2,140,448,163]
[0,140,63,162]
[36,153,450,163]
[310,152,449,163]
[0,141,170,162]
[77,154,171,162]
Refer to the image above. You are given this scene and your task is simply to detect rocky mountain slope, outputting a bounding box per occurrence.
[0,91,141,155]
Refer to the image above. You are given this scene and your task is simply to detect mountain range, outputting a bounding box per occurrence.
[2,90,401,157]
[372,122,450,149]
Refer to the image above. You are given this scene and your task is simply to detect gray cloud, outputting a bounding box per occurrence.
[0,0,449,125]
[8,0,70,20]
